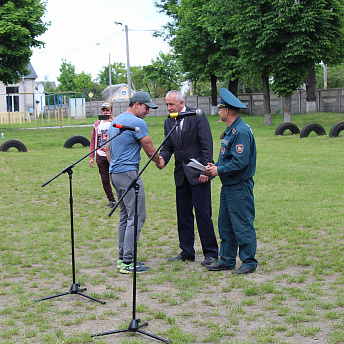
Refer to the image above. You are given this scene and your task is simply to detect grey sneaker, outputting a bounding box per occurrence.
[119,262,150,274]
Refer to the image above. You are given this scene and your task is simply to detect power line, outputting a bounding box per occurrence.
[34,31,124,54]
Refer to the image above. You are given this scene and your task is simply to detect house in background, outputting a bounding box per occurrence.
[0,63,46,117]
[102,83,135,102]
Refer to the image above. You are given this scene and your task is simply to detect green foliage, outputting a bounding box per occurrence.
[56,60,102,101]
[57,60,77,92]
[0,0,49,85]
[270,0,344,97]
[74,72,93,90]
[130,65,145,91]
[142,51,181,98]
[84,82,104,101]
[232,0,344,98]
[97,62,127,86]
[316,63,344,89]
[155,0,236,101]
[155,0,344,99]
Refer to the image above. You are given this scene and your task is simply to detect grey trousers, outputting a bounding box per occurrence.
[110,170,146,262]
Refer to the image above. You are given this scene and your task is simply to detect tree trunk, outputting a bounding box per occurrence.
[262,69,272,126]
[284,92,292,122]
[305,65,317,114]
[210,74,218,114]
[145,83,152,97]
[211,74,217,106]
[228,77,239,97]
[193,80,198,95]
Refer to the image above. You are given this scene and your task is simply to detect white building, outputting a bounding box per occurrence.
[0,63,45,118]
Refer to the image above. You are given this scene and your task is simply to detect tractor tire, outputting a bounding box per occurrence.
[275,122,300,135]
[329,122,344,138]
[300,123,326,138]
[0,139,27,152]
[63,135,90,148]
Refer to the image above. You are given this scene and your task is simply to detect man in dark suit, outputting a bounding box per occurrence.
[159,90,218,266]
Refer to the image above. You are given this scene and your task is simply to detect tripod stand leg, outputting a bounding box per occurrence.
[91,328,128,337]
[77,292,106,304]
[91,319,171,342]
[35,283,106,304]
[35,291,70,302]
[138,329,172,343]
[131,319,171,343]
[69,282,106,304]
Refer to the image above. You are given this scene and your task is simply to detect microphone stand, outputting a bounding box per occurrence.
[35,130,124,304]
[91,120,180,343]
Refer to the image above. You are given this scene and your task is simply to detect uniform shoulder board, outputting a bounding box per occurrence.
[221,139,229,146]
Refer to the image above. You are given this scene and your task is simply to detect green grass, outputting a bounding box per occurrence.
[1,111,344,343]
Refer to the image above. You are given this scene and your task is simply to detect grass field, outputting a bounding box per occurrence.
[0,112,344,344]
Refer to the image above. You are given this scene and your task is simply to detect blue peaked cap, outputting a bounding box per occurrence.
[218,88,247,110]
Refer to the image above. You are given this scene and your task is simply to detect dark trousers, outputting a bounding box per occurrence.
[218,182,258,270]
[176,178,218,259]
[96,155,115,202]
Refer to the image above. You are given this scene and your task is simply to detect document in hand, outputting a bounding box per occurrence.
[186,158,207,171]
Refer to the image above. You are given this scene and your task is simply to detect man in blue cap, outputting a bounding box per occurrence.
[205,88,258,274]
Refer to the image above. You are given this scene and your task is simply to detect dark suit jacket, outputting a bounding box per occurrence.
[160,106,213,186]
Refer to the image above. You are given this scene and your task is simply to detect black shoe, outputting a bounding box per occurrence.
[232,266,256,275]
[201,256,217,266]
[168,254,195,262]
[108,201,116,208]
[206,261,234,271]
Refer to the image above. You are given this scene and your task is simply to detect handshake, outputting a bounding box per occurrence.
[155,156,165,170]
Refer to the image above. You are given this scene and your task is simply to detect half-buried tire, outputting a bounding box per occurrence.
[300,123,326,138]
[275,122,300,135]
[63,135,90,148]
[0,139,28,152]
[329,122,344,138]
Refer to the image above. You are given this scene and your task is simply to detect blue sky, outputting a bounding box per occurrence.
[30,0,171,83]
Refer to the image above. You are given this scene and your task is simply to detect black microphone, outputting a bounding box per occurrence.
[167,109,203,119]
[113,123,140,133]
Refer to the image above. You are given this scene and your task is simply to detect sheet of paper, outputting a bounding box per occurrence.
[186,158,207,171]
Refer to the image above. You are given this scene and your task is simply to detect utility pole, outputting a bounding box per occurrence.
[109,53,112,100]
[324,63,328,89]
[125,25,131,98]
[115,22,131,99]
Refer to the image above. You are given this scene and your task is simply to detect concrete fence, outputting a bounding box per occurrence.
[42,88,344,118]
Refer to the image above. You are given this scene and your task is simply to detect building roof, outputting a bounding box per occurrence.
[24,63,38,79]
[102,83,126,100]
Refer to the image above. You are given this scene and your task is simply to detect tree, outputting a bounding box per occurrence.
[56,60,101,101]
[74,72,93,90]
[74,71,95,101]
[230,0,344,122]
[0,0,49,84]
[57,60,77,92]
[97,62,127,87]
[230,0,275,125]
[142,52,181,98]
[155,0,237,109]
[130,65,145,92]
[269,0,344,120]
